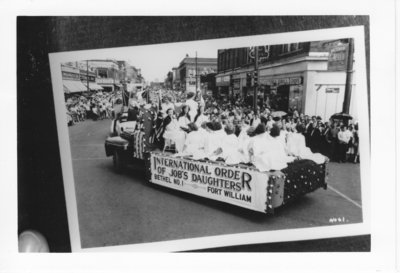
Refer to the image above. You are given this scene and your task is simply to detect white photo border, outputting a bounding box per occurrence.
[49,25,370,252]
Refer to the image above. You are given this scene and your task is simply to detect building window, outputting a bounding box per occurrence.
[224,51,229,71]
[290,43,299,51]
[281,43,302,55]
[281,44,289,54]
[97,69,108,78]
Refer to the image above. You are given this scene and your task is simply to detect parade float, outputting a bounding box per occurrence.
[104,106,328,215]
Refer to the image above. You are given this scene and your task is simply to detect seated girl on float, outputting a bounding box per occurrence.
[237,119,254,163]
[177,105,191,133]
[219,124,248,165]
[248,123,295,172]
[202,121,226,161]
[161,108,186,153]
[181,123,207,159]
[194,105,209,128]
[286,123,326,164]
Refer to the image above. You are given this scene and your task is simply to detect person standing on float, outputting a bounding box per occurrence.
[185,91,199,122]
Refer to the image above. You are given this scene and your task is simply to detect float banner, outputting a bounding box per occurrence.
[149,153,269,213]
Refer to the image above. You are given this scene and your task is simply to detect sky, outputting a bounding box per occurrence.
[81,39,227,82]
[59,32,350,83]
[123,43,219,82]
[62,34,284,82]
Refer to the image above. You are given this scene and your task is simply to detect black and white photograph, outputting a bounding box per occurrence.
[0,0,398,269]
[2,2,398,271]
[48,25,370,252]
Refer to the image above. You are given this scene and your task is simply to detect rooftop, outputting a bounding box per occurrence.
[179,57,217,66]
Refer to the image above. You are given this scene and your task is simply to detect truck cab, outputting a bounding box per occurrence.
[105,104,156,172]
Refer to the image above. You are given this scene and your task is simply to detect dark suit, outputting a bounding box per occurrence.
[326,127,339,161]
[321,127,331,157]
[305,122,313,148]
[310,127,321,153]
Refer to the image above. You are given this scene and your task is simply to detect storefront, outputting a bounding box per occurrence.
[185,77,197,93]
[231,74,242,97]
[78,69,102,91]
[258,75,304,112]
[63,79,88,94]
[216,75,231,99]
[83,82,104,91]
[96,78,115,92]
[62,65,90,94]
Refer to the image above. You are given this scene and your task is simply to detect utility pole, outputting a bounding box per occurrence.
[120,64,124,107]
[253,46,259,113]
[195,51,198,92]
[113,67,116,92]
[342,38,354,114]
[86,60,89,93]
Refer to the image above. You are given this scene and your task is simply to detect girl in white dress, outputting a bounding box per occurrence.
[194,105,209,127]
[160,97,175,118]
[248,124,272,172]
[162,108,186,153]
[249,124,295,172]
[204,122,226,160]
[177,104,191,132]
[182,123,207,158]
[286,124,326,164]
[237,120,252,163]
[220,124,247,165]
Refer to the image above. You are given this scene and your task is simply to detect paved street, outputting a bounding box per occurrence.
[68,118,363,249]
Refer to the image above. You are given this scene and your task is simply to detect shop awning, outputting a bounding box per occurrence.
[63,80,88,93]
[84,82,104,91]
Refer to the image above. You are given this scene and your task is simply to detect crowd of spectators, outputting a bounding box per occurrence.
[65,91,121,126]
[72,88,360,167]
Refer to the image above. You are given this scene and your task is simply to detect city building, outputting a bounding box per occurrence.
[117,61,143,84]
[216,39,356,121]
[150,81,164,89]
[78,67,103,91]
[87,59,124,92]
[62,60,144,94]
[176,54,217,93]
[171,67,180,89]
[116,61,145,92]
[62,62,102,94]
[165,71,173,89]
[61,64,89,94]
[200,73,217,97]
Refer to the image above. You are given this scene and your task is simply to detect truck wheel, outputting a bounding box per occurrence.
[113,150,126,173]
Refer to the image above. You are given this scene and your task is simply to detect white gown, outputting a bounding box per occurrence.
[185,98,199,121]
[163,118,186,153]
[221,134,247,165]
[182,130,207,158]
[237,125,251,163]
[252,117,261,128]
[286,132,326,164]
[248,133,294,172]
[178,115,191,129]
[195,114,209,127]
[278,129,288,154]
[204,129,226,160]
[161,102,175,118]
